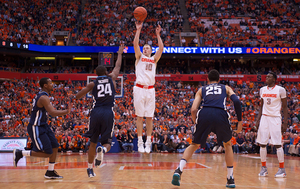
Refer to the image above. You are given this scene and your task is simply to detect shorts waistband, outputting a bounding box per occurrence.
[136,83,154,89]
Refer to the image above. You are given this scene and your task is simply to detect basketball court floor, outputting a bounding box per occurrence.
[1,152,299,189]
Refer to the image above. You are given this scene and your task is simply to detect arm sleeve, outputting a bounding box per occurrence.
[279,87,287,99]
[230,94,242,121]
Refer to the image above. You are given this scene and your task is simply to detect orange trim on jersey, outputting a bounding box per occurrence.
[136,84,154,89]
[267,85,276,90]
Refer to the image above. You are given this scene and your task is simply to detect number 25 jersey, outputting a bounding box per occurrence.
[92,76,115,108]
[260,85,286,117]
[201,83,227,110]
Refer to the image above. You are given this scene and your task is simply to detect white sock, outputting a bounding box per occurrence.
[48,162,55,171]
[103,147,107,154]
[138,136,143,143]
[178,158,187,172]
[88,163,93,169]
[22,150,31,156]
[260,147,267,165]
[276,147,284,163]
[227,166,233,179]
[147,136,151,143]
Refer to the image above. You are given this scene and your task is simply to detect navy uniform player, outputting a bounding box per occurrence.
[171,69,243,188]
[75,44,124,177]
[13,77,71,179]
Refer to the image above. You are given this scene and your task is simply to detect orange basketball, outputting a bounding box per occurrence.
[133,7,147,22]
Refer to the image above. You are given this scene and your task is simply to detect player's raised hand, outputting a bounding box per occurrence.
[135,21,143,30]
[118,44,125,54]
[156,24,162,35]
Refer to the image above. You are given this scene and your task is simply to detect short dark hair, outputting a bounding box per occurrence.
[208,69,220,82]
[269,71,277,81]
[39,77,50,88]
[96,65,107,76]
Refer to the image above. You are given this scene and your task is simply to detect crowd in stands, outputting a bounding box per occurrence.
[0,75,300,155]
[2,0,300,47]
[186,0,300,47]
[77,0,182,47]
[0,0,81,45]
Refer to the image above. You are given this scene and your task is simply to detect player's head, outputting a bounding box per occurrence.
[143,44,152,57]
[207,69,220,83]
[96,65,107,76]
[266,71,276,85]
[39,77,53,91]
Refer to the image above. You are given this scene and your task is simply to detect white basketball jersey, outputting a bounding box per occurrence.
[260,85,286,117]
[135,54,156,86]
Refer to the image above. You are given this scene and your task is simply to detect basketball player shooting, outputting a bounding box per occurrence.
[133,21,164,153]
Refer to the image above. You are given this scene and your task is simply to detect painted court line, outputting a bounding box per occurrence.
[196,163,212,169]
[100,163,106,168]
[119,166,125,170]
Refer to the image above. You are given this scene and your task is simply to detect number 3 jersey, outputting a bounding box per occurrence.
[260,85,286,117]
[201,83,227,110]
[92,76,115,108]
[135,54,156,86]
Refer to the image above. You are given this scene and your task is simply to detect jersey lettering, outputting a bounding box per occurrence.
[145,63,153,71]
[97,83,112,97]
[206,85,222,96]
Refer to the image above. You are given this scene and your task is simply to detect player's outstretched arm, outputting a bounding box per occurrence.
[282,97,288,132]
[226,85,242,133]
[39,96,71,117]
[75,82,95,99]
[134,21,142,60]
[108,44,124,81]
[154,24,163,63]
[191,88,202,124]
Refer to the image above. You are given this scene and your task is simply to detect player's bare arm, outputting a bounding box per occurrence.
[255,98,264,130]
[225,85,242,133]
[75,82,95,99]
[154,24,163,63]
[281,97,288,132]
[38,96,71,117]
[191,88,202,124]
[108,44,124,88]
[134,21,142,61]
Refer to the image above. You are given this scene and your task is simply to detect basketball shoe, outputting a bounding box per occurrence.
[226,176,236,188]
[44,170,63,179]
[95,146,104,167]
[13,149,23,167]
[145,141,151,153]
[87,168,96,177]
[275,168,286,178]
[171,168,182,186]
[258,166,268,176]
[138,141,145,153]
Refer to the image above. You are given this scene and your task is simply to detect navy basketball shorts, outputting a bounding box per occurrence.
[27,124,59,154]
[192,107,232,147]
[87,107,114,145]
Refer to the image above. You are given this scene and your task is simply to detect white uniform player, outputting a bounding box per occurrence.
[256,72,288,178]
[133,21,164,153]
[256,85,287,145]
[134,54,156,117]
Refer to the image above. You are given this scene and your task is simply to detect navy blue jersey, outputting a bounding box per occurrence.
[201,83,227,110]
[29,91,49,126]
[92,76,115,108]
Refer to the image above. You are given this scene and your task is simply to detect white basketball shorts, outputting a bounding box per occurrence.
[133,86,155,117]
[256,115,282,145]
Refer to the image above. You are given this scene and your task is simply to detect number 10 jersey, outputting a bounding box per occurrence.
[135,54,156,86]
[92,75,115,108]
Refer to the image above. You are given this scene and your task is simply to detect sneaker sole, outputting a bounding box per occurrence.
[13,149,17,167]
[275,174,286,178]
[171,174,180,186]
[44,176,63,179]
[95,147,103,167]
[258,173,268,177]
[226,184,236,188]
